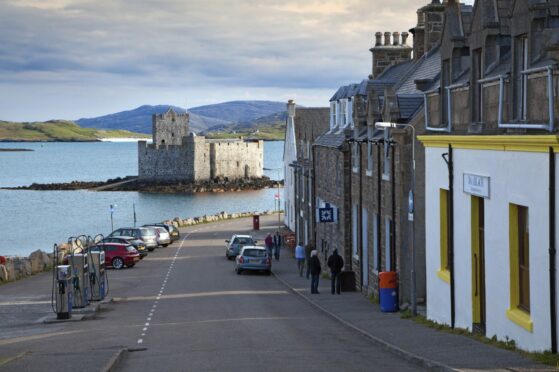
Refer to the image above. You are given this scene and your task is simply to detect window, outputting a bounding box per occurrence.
[352,204,359,258]
[382,130,391,180]
[352,142,360,173]
[367,127,373,175]
[442,59,450,125]
[348,98,353,128]
[330,102,336,129]
[385,217,391,271]
[507,204,532,332]
[340,99,347,127]
[372,212,379,271]
[514,36,528,121]
[438,189,450,283]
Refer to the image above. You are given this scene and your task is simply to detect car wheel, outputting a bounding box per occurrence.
[148,248,155,252]
[163,244,169,247]
[126,263,135,268]
[112,257,124,270]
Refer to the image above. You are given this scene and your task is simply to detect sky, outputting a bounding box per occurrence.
[0,0,474,122]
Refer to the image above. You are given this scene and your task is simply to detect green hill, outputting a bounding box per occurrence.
[0,120,150,141]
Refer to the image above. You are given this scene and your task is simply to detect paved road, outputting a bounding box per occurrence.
[0,215,421,371]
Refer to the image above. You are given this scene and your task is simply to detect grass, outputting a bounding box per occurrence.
[204,123,285,141]
[403,312,559,366]
[0,120,149,141]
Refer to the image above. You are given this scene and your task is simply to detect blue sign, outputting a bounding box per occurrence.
[318,207,334,223]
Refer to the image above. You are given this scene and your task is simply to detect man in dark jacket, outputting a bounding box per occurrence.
[272,231,282,261]
[327,249,344,295]
[309,250,321,294]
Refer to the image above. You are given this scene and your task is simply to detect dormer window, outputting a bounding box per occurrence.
[340,99,347,127]
[472,48,483,123]
[348,98,353,128]
[330,102,337,129]
[441,59,450,125]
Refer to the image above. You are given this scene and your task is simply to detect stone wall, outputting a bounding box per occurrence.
[138,139,194,182]
[209,139,263,179]
[0,250,52,283]
[153,109,190,146]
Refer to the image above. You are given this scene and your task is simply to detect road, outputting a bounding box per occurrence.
[0,215,421,371]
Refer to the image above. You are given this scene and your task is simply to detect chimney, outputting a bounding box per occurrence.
[392,32,400,46]
[375,32,382,46]
[287,100,296,118]
[401,32,409,45]
[384,32,391,46]
[369,31,413,79]
[410,0,445,60]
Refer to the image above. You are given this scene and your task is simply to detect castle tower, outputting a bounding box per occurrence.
[152,107,190,146]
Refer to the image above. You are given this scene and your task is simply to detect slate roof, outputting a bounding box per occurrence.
[294,108,330,142]
[314,130,349,149]
[397,95,425,120]
[330,80,370,101]
[395,47,441,95]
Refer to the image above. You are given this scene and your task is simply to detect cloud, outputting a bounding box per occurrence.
[0,0,429,121]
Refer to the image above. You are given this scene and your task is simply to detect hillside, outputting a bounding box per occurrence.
[75,101,286,135]
[203,111,287,140]
[0,120,149,142]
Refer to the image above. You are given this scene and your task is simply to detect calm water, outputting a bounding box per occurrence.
[0,141,284,256]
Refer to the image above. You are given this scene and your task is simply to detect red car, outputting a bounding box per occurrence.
[89,243,140,269]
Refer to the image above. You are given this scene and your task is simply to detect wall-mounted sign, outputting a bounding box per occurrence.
[318,207,335,223]
[463,173,490,199]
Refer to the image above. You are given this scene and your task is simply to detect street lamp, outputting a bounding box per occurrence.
[375,121,417,316]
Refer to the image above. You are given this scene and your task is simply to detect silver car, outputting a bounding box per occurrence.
[144,225,171,247]
[225,234,256,260]
[109,227,158,251]
[235,246,271,275]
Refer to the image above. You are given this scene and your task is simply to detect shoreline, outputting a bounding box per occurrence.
[2,176,284,193]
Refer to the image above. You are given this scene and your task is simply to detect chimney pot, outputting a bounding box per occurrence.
[401,31,409,45]
[375,32,382,46]
[384,32,391,46]
[392,32,400,46]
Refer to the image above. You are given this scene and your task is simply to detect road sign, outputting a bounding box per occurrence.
[318,207,334,223]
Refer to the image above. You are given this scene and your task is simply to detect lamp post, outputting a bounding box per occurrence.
[375,121,417,316]
[109,204,117,232]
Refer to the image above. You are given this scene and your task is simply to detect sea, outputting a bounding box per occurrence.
[0,141,284,257]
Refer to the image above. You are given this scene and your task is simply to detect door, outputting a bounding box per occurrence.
[362,208,369,287]
[471,196,486,334]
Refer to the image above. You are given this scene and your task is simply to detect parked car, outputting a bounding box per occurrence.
[101,236,148,258]
[149,223,180,242]
[108,227,158,251]
[235,246,271,275]
[143,225,171,247]
[225,234,256,260]
[67,243,140,269]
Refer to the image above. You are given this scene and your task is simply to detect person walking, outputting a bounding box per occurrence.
[294,242,305,277]
[309,250,321,294]
[327,249,344,295]
[264,233,273,257]
[272,231,282,261]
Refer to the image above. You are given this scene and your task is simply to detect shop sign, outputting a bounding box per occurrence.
[463,173,490,198]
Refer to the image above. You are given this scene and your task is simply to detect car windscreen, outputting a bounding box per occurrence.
[141,228,156,237]
[125,245,136,252]
[242,249,266,257]
[237,238,254,245]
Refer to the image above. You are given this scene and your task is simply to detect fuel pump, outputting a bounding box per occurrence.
[55,265,73,319]
[89,250,107,301]
[69,253,89,308]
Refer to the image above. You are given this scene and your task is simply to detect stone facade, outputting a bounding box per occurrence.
[369,31,412,78]
[139,108,263,182]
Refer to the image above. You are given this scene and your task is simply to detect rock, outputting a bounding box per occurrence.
[5,260,16,281]
[0,264,8,282]
[29,250,50,274]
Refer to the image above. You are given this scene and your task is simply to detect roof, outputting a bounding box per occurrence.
[294,108,330,141]
[314,130,349,149]
[397,95,425,120]
[395,47,441,95]
[330,81,369,101]
[377,60,414,82]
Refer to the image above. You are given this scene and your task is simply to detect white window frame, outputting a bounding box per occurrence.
[352,142,360,173]
[366,127,373,176]
[348,97,353,128]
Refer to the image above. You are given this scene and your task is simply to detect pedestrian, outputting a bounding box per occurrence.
[309,250,321,294]
[264,233,273,257]
[304,242,313,279]
[294,242,305,277]
[327,249,344,295]
[273,231,282,261]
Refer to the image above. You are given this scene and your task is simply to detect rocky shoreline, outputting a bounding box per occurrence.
[3,176,283,193]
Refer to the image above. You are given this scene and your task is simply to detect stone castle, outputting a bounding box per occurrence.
[138,108,263,182]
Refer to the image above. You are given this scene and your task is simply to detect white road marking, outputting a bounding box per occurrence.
[137,339,143,344]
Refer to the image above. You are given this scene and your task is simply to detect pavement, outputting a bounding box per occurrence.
[252,225,554,371]
[0,213,555,371]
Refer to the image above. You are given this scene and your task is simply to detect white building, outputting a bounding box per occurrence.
[283,100,297,230]
[420,135,559,352]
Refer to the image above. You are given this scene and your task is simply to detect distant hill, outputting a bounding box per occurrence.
[75,101,286,135]
[203,111,288,140]
[0,120,149,142]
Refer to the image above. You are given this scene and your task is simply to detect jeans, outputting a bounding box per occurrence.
[306,260,311,279]
[331,271,341,294]
[311,274,320,294]
[297,259,305,276]
[274,245,280,260]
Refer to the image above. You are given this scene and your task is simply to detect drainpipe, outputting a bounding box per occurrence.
[391,141,396,272]
[359,140,364,288]
[312,144,317,251]
[443,144,455,328]
[377,139,383,298]
[347,143,353,272]
[550,147,557,353]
